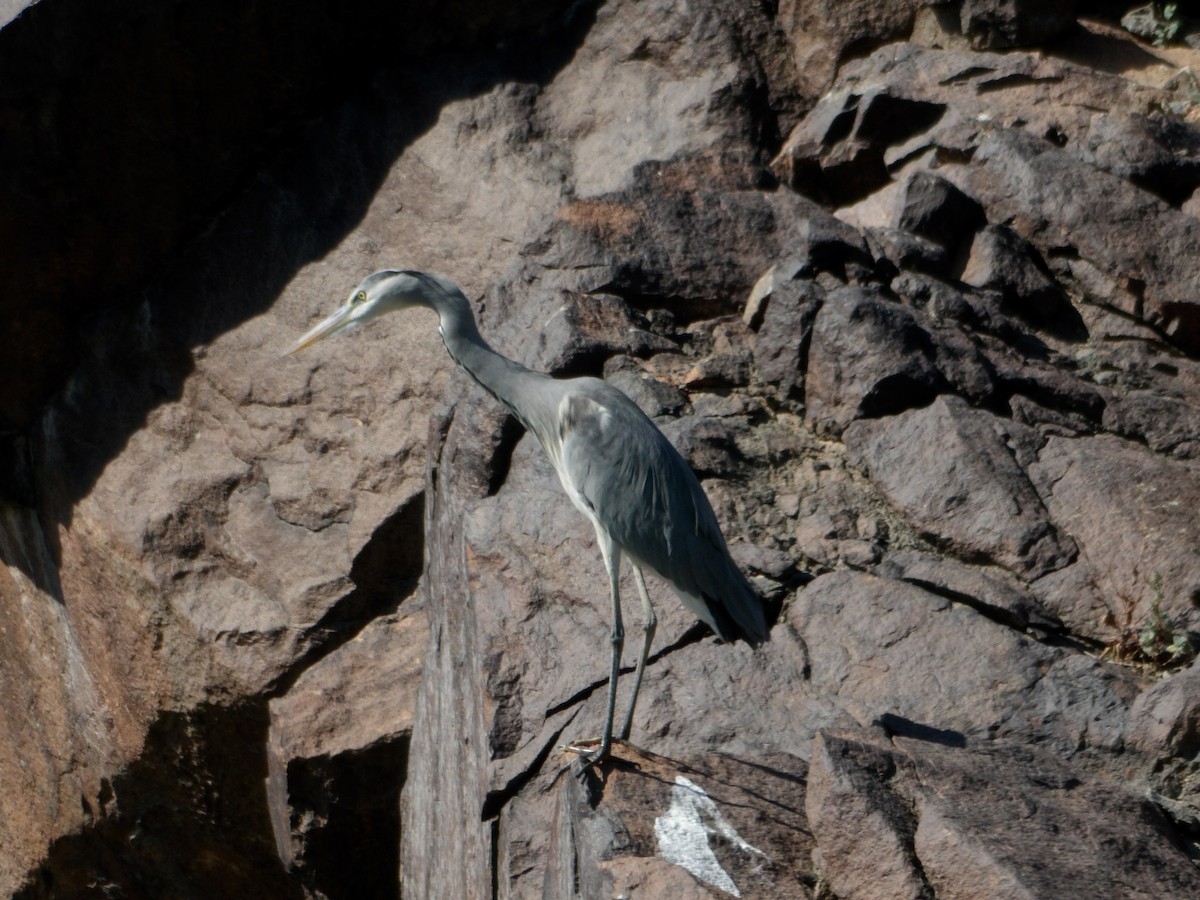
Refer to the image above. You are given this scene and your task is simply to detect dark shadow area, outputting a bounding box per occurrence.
[708,752,808,787]
[691,753,811,823]
[893,573,1067,641]
[485,415,529,498]
[15,702,301,900]
[0,0,597,433]
[347,495,427,614]
[0,429,35,508]
[1,1,601,892]
[876,713,967,748]
[860,372,945,420]
[0,505,66,605]
[789,146,892,209]
[855,94,946,148]
[267,493,426,699]
[762,584,795,635]
[480,713,576,821]
[284,737,410,900]
[0,0,602,577]
[1045,18,1172,76]
[976,73,1064,94]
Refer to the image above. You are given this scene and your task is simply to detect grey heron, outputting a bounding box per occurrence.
[288,269,769,765]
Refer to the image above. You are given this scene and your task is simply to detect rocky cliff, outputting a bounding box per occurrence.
[2,1,1199,897]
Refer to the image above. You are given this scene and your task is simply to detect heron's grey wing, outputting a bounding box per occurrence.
[557,384,767,644]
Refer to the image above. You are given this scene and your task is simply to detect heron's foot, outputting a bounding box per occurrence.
[562,738,613,768]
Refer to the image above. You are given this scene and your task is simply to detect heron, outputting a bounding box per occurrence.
[288,269,769,765]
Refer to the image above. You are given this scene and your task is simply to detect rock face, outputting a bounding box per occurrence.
[807,729,1197,900]
[3,2,1200,898]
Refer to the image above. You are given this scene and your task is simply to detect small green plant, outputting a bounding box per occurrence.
[1135,601,1195,666]
[1102,578,1197,670]
[1122,3,1185,47]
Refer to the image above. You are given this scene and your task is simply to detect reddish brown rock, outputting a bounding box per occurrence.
[809,729,1199,900]
[969,127,1200,353]
[545,749,812,899]
[775,0,929,109]
[877,549,1062,635]
[5,1,1200,897]
[896,171,987,257]
[1028,433,1200,633]
[805,287,948,434]
[267,608,427,899]
[845,396,1076,578]
[1078,111,1200,208]
[747,275,824,400]
[958,0,1079,50]
[1105,389,1200,460]
[789,571,1140,751]
[960,223,1078,334]
[805,733,929,900]
[1127,660,1200,762]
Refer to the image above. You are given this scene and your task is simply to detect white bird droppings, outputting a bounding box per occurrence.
[653,775,765,896]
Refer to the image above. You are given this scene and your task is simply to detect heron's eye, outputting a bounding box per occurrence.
[355,291,367,304]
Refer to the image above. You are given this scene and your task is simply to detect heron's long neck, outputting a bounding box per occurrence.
[430,291,544,426]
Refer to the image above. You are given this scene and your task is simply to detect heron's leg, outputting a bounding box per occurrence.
[573,528,623,766]
[617,564,656,741]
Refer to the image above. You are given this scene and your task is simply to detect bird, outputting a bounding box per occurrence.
[288,269,769,765]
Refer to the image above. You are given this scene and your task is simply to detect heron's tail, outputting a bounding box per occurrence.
[678,563,769,646]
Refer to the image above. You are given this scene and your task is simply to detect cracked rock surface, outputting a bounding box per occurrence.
[2,1,1200,897]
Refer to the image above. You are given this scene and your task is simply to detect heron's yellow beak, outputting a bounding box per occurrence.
[286,304,354,355]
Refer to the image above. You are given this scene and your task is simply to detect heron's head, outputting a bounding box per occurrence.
[286,269,443,354]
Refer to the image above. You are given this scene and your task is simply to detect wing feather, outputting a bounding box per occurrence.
[556,381,766,644]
